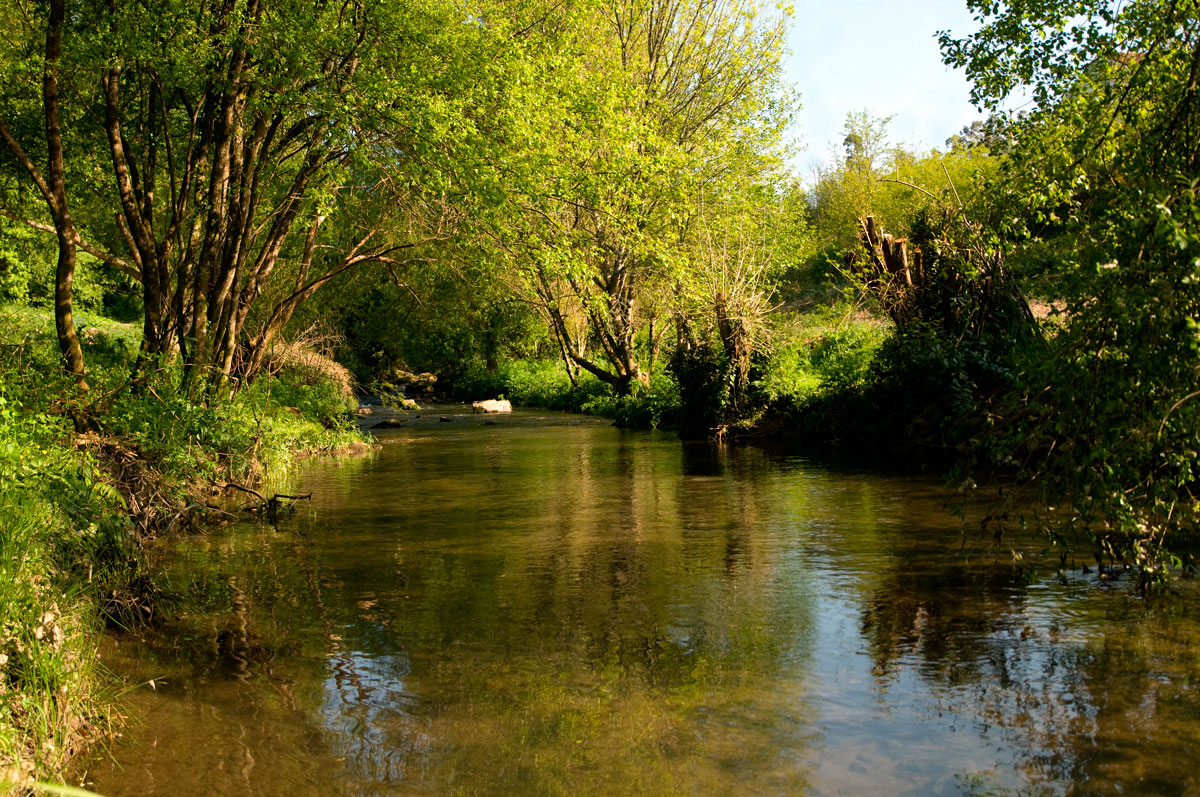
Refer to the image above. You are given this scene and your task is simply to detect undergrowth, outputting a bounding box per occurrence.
[454,359,682,430]
[0,305,366,789]
[452,305,886,434]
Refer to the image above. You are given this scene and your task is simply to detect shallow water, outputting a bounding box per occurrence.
[81,408,1200,795]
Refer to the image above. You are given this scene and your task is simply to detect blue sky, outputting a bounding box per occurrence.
[783,0,985,173]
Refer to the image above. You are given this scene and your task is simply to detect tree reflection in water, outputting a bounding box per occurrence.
[82,417,1200,795]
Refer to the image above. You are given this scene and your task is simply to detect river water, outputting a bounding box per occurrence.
[81,408,1200,795]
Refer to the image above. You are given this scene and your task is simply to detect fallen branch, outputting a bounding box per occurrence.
[221,482,313,525]
[221,481,267,501]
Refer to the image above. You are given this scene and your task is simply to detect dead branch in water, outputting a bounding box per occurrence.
[220,482,313,525]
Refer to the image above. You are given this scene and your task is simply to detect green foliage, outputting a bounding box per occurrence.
[808,111,896,252]
[264,370,355,432]
[982,185,1200,577]
[455,359,611,414]
[308,256,546,383]
[97,367,360,488]
[0,219,52,306]
[453,358,682,430]
[940,0,1200,577]
[807,324,885,392]
[668,341,732,435]
[806,112,999,257]
[480,0,792,394]
[601,372,681,430]
[0,385,133,783]
[0,303,366,782]
[782,323,1018,460]
[757,310,887,403]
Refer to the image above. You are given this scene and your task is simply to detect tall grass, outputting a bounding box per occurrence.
[756,305,889,405]
[0,388,120,786]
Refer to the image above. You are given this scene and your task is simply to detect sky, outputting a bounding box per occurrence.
[782,0,986,175]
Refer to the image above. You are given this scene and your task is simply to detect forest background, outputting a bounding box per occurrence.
[1,0,1198,787]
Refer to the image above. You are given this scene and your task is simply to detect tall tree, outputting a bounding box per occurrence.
[941,0,1200,572]
[496,0,790,395]
[0,0,513,393]
[0,0,88,389]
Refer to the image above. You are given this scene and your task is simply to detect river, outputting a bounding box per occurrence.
[80,408,1200,795]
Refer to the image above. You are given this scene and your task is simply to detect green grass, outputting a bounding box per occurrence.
[756,303,890,406]
[450,303,889,434]
[455,359,610,412]
[454,358,683,429]
[0,305,368,787]
[0,387,120,785]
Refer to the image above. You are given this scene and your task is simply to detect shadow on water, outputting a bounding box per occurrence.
[80,411,1200,795]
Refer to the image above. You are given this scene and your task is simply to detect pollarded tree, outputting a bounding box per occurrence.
[672,174,791,430]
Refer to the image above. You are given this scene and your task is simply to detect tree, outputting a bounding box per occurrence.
[670,136,793,431]
[495,0,790,395]
[941,0,1200,576]
[0,0,89,390]
[0,0,513,395]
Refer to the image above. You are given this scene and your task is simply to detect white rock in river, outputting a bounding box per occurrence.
[472,399,512,414]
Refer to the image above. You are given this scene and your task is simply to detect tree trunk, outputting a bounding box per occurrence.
[53,227,87,390]
[43,0,87,390]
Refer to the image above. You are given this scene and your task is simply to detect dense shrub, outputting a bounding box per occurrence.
[264,369,357,433]
[757,316,886,403]
[0,385,139,781]
[454,359,610,412]
[783,323,1023,459]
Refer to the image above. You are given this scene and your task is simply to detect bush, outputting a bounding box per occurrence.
[453,358,683,430]
[265,370,356,432]
[776,320,1025,463]
[757,314,887,405]
[586,371,681,430]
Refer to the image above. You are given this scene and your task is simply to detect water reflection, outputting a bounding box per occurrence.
[81,413,1200,795]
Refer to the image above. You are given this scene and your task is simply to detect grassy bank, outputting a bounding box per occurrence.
[0,306,366,790]
[446,302,889,437]
[452,358,684,430]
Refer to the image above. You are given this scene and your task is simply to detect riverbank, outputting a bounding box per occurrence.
[0,306,368,791]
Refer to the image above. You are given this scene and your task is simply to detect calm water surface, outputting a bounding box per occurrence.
[82,408,1200,795]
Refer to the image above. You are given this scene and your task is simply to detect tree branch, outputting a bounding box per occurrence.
[0,207,141,280]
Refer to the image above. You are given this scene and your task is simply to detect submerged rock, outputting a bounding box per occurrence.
[472,399,512,414]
